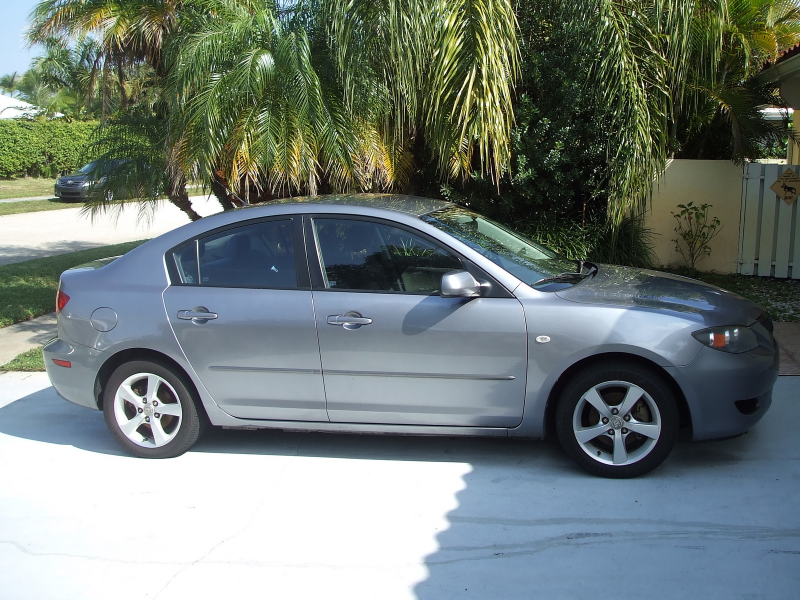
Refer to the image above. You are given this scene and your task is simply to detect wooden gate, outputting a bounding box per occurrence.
[739,162,800,279]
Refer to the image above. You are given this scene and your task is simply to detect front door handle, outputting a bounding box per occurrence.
[327,312,373,330]
[177,307,218,324]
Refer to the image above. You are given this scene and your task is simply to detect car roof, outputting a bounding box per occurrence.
[237,193,452,217]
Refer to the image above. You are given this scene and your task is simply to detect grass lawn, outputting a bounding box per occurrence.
[0,177,57,200]
[659,268,800,322]
[0,347,44,372]
[0,241,148,329]
[0,198,80,217]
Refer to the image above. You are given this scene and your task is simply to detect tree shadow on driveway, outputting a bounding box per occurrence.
[412,377,800,600]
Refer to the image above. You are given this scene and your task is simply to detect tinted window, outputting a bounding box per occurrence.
[171,220,297,288]
[312,218,462,293]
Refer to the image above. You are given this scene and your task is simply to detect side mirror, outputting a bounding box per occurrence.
[440,270,482,298]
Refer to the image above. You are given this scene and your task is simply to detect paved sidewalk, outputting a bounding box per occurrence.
[0,195,56,203]
[0,314,56,366]
[0,185,204,204]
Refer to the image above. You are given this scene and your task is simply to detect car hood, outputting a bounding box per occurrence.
[554,265,765,326]
[58,172,89,183]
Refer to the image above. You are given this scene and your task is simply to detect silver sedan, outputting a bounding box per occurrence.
[43,195,779,477]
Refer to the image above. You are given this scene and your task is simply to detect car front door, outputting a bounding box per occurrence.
[163,217,327,422]
[307,216,528,427]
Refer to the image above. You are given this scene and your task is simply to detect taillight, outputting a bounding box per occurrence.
[56,288,70,314]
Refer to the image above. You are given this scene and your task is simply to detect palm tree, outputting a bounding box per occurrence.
[325,0,520,184]
[0,72,22,96]
[28,0,201,221]
[28,0,520,217]
[27,0,184,109]
[675,0,800,160]
[168,0,520,200]
[26,38,109,119]
[168,0,357,202]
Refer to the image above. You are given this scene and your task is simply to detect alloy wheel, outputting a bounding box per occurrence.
[572,380,662,466]
[113,372,184,448]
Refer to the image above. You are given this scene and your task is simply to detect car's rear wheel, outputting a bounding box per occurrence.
[555,362,678,478]
[103,360,204,458]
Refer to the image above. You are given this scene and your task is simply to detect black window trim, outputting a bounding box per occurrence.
[165,215,311,290]
[302,213,513,298]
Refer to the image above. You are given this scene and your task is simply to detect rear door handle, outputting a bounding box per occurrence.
[327,312,373,330]
[177,307,218,324]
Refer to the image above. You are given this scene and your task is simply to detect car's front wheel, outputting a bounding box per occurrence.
[555,362,678,478]
[103,360,204,458]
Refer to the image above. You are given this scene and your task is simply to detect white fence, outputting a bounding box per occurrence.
[739,163,800,279]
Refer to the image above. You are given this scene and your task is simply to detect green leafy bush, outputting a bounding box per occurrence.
[0,120,99,178]
[522,213,657,269]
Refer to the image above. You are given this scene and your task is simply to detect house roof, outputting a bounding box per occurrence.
[0,95,39,119]
[764,43,800,69]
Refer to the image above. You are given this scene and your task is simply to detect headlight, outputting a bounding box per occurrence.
[692,325,758,354]
[82,180,91,187]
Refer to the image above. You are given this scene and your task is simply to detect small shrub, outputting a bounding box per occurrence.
[671,202,722,274]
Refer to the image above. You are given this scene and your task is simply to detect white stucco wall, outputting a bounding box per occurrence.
[646,159,744,273]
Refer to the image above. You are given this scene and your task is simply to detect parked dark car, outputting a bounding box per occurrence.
[43,194,779,477]
[54,161,121,201]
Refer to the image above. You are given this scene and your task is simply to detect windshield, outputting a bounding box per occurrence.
[77,161,97,175]
[422,206,578,285]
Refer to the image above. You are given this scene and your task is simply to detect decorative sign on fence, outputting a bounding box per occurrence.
[769,168,800,205]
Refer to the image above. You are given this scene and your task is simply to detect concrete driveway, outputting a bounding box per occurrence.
[0,373,798,600]
[0,196,221,266]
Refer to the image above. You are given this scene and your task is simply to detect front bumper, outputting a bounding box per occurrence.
[54,183,88,201]
[668,343,779,441]
[43,337,103,410]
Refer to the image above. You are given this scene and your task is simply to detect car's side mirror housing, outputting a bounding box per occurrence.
[440,270,482,298]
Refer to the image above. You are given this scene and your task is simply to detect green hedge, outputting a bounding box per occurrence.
[0,120,99,178]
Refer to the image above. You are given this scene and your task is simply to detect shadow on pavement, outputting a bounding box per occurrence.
[412,377,800,599]
[0,386,560,462]
[0,383,762,469]
[0,241,109,267]
[0,388,123,455]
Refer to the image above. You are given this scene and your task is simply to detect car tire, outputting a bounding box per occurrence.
[103,360,205,458]
[555,361,678,478]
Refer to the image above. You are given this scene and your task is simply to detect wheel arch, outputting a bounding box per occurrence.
[94,348,202,413]
[542,352,692,440]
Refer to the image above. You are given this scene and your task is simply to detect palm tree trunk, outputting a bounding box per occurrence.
[169,183,202,221]
[211,172,238,211]
[116,57,128,110]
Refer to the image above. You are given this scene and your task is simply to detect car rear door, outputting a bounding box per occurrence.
[307,215,528,427]
[163,216,327,422]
